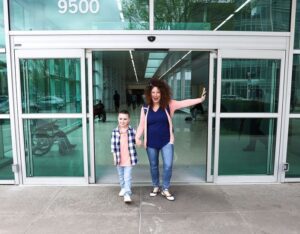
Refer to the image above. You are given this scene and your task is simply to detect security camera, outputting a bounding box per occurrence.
[147,36,156,42]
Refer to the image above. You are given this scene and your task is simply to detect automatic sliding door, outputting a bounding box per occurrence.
[214,50,285,183]
[15,49,88,184]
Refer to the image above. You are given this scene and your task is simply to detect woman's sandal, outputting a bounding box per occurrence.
[161,190,175,201]
[150,187,160,197]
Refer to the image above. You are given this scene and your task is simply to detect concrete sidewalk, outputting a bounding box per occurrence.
[1,184,300,234]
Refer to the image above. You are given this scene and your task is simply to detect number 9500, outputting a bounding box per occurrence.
[58,0,100,14]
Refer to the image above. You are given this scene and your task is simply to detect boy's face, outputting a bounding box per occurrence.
[118,113,130,128]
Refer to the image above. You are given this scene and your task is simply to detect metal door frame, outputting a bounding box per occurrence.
[212,49,286,183]
[14,49,89,185]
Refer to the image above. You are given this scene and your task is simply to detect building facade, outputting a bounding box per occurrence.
[0,0,300,185]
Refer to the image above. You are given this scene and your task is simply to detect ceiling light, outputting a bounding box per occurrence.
[235,0,251,13]
[214,14,234,31]
[159,51,191,79]
[129,50,138,82]
[144,52,167,79]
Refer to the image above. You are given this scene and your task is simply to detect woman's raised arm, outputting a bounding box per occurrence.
[169,88,206,116]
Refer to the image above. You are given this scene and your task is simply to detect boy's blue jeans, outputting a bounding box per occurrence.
[117,166,132,195]
[146,143,174,190]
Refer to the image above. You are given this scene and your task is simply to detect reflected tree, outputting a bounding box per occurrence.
[122,0,149,29]
[21,59,51,104]
[122,0,290,32]
[154,0,235,30]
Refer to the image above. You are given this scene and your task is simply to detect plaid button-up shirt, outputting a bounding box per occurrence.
[111,125,138,166]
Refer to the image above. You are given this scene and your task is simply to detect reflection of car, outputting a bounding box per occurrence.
[37,96,65,110]
[0,95,9,113]
[222,95,247,100]
[22,100,39,112]
[221,95,239,100]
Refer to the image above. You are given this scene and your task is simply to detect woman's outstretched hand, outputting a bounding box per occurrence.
[201,87,207,102]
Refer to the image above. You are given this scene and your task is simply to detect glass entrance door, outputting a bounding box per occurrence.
[213,50,285,183]
[88,50,210,184]
[15,49,88,184]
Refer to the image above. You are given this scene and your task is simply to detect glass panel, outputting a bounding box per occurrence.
[85,60,91,177]
[175,72,181,99]
[87,119,91,177]
[23,119,83,177]
[221,59,280,113]
[154,0,291,31]
[213,58,217,113]
[294,0,300,49]
[0,0,5,47]
[291,55,300,113]
[211,117,215,176]
[20,58,81,113]
[219,118,276,175]
[85,58,89,113]
[0,120,13,180]
[9,0,149,30]
[0,55,8,114]
[286,119,300,177]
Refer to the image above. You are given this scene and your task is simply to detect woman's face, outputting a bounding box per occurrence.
[151,86,161,104]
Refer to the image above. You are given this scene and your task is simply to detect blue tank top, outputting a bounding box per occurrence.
[147,107,170,149]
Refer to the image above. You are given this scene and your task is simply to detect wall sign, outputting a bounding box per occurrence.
[58,0,100,14]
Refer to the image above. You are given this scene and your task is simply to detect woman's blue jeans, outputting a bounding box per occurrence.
[146,143,174,190]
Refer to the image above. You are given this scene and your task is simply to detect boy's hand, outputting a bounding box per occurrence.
[113,153,116,165]
[136,138,142,147]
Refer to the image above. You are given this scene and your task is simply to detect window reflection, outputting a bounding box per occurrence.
[0,55,8,114]
[286,119,300,177]
[24,119,83,177]
[294,0,300,49]
[9,0,149,30]
[0,0,5,47]
[20,59,81,113]
[219,118,276,175]
[221,59,280,113]
[291,55,300,113]
[161,51,207,102]
[0,120,13,180]
[155,0,291,31]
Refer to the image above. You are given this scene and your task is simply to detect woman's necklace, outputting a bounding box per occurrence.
[152,104,160,112]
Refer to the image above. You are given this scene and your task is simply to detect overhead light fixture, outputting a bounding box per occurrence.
[235,0,251,13]
[214,14,234,31]
[214,0,252,31]
[144,52,167,78]
[129,50,139,82]
[116,0,125,22]
[159,51,191,79]
[116,0,122,11]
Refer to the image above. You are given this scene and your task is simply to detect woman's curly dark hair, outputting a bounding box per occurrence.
[144,78,172,109]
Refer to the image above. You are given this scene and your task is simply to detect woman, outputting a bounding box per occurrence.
[135,78,206,201]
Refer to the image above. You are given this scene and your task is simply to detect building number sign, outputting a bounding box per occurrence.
[58,0,100,14]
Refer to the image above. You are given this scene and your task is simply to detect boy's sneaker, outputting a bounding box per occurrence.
[124,194,132,203]
[119,188,126,197]
[150,187,160,197]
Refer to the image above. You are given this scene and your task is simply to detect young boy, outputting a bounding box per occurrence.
[111,110,137,203]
